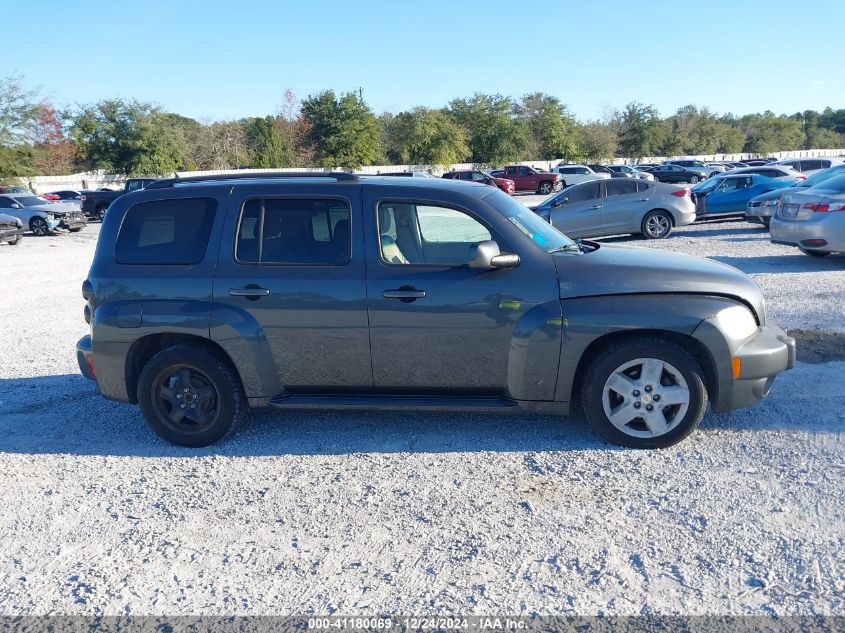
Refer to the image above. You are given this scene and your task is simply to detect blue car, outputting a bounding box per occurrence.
[690,174,792,218]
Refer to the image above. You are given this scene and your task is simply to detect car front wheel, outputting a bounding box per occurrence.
[689,175,700,183]
[29,217,50,236]
[138,344,244,447]
[8,234,22,246]
[580,337,708,449]
[537,181,553,195]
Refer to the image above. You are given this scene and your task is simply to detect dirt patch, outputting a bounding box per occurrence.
[788,329,845,364]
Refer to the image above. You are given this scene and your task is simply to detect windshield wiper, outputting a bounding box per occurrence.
[548,242,582,253]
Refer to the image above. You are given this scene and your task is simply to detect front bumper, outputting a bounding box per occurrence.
[76,335,96,381]
[0,226,23,241]
[694,319,795,412]
[745,205,776,222]
[59,215,87,230]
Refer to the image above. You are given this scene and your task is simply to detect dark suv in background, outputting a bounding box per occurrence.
[77,173,794,449]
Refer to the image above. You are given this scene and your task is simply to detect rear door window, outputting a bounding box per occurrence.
[565,182,602,203]
[236,198,351,265]
[115,197,217,265]
[605,180,639,196]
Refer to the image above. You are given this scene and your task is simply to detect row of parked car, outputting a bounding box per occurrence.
[0,178,161,245]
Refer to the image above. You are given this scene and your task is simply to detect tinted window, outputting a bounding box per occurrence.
[518,166,532,177]
[116,197,217,265]
[802,160,822,171]
[470,172,488,183]
[635,181,650,193]
[605,180,638,196]
[560,167,575,174]
[565,182,602,203]
[0,197,12,208]
[819,160,831,169]
[236,198,351,265]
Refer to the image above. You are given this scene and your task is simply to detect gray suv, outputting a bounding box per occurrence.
[76,172,795,449]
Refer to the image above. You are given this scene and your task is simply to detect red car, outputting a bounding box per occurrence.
[441,170,515,195]
[490,165,561,195]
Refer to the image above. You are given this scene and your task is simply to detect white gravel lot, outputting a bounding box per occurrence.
[0,218,843,618]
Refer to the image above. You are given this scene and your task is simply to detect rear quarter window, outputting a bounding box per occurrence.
[115,197,217,265]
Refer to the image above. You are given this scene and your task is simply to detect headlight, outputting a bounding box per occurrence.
[46,214,54,220]
[720,305,758,339]
[762,199,779,207]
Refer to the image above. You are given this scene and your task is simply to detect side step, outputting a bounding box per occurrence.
[269,393,520,413]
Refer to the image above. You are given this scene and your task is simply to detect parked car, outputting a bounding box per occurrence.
[75,171,794,450]
[770,173,845,257]
[487,165,561,194]
[0,185,32,194]
[650,164,709,184]
[664,160,721,178]
[747,164,845,226]
[605,164,655,181]
[0,212,24,246]
[690,175,792,219]
[81,177,158,220]
[532,179,695,240]
[634,163,660,171]
[442,170,516,194]
[549,164,611,186]
[49,190,92,206]
[722,165,805,183]
[0,194,87,235]
[771,157,845,178]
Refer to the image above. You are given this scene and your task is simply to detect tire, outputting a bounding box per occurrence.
[641,210,673,239]
[69,227,83,233]
[137,344,244,447]
[800,249,829,258]
[95,205,107,221]
[762,217,771,228]
[8,234,22,246]
[537,181,553,195]
[580,336,708,449]
[689,175,700,184]
[29,217,49,236]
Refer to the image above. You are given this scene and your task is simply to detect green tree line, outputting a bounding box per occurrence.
[2,73,844,178]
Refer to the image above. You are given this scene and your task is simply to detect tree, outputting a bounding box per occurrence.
[243,115,295,168]
[300,89,382,169]
[616,102,668,159]
[576,121,618,161]
[737,112,804,154]
[389,107,468,167]
[0,74,41,147]
[69,99,185,175]
[31,103,77,175]
[194,121,249,170]
[518,93,579,160]
[448,94,530,165]
[661,105,746,155]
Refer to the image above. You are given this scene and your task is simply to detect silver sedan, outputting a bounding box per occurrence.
[532,179,696,239]
[770,173,845,256]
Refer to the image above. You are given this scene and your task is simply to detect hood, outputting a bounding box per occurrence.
[28,202,78,215]
[553,244,765,323]
[493,176,514,186]
[0,212,20,225]
[749,185,802,204]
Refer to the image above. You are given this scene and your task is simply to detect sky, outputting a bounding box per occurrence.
[4,0,844,122]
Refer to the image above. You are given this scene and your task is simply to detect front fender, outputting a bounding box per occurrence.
[555,294,745,405]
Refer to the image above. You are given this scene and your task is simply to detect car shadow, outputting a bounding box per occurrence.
[711,254,843,274]
[0,364,841,457]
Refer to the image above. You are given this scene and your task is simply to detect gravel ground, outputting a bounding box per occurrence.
[0,219,843,618]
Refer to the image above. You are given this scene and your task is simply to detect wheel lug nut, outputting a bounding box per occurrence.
[633,390,640,397]
[646,404,654,411]
[176,394,182,399]
[645,385,653,393]
[191,404,196,409]
[634,402,641,409]
[653,395,661,402]
[184,388,190,393]
[180,403,186,409]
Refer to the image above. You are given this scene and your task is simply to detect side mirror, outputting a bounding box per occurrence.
[552,197,568,207]
[469,240,520,270]
[11,203,21,209]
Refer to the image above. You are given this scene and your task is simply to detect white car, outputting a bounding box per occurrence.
[0,194,87,236]
[771,157,845,178]
[550,164,611,186]
[721,165,805,183]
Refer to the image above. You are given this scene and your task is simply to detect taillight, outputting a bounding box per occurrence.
[801,202,845,213]
[671,188,691,197]
[80,195,87,202]
[796,175,806,180]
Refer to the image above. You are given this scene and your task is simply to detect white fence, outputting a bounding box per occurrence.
[19,148,845,194]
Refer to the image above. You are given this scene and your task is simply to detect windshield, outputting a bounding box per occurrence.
[484,190,575,252]
[799,166,845,188]
[807,172,845,194]
[14,196,47,207]
[692,178,722,193]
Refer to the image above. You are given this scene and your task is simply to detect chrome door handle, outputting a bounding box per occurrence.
[382,288,426,302]
[230,286,271,300]
[590,205,603,209]
[638,198,650,201]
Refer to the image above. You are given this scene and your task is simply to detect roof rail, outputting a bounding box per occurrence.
[145,171,359,189]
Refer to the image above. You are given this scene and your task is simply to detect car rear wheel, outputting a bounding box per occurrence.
[138,344,244,447]
[29,217,49,236]
[689,175,700,183]
[95,205,107,221]
[537,181,553,195]
[641,210,673,239]
[8,234,22,246]
[800,249,829,258]
[580,337,707,449]
[68,227,83,232]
